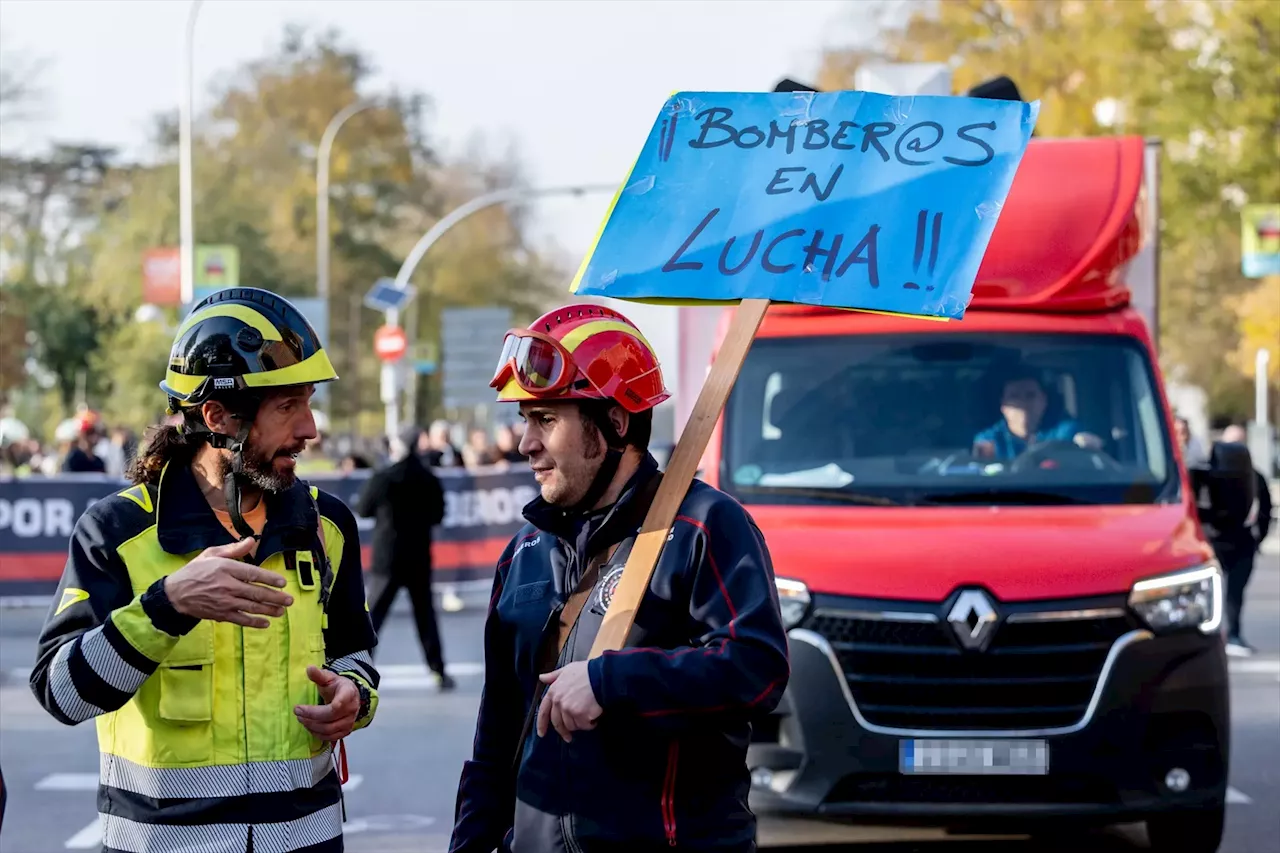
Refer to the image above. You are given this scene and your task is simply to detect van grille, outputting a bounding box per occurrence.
[809,606,1135,732]
[826,772,1119,805]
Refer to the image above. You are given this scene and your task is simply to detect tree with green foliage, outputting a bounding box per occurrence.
[46,26,565,436]
[0,144,123,409]
[819,0,1280,421]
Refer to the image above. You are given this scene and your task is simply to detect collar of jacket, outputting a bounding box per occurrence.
[521,451,661,547]
[155,461,319,564]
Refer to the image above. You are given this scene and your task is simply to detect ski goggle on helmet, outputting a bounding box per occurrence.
[489,304,670,414]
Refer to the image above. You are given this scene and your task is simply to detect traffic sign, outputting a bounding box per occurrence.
[440,306,512,409]
[411,340,438,375]
[195,245,239,290]
[364,278,416,313]
[374,324,407,362]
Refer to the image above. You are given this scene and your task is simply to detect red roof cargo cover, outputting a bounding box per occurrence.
[765,135,1149,319]
[970,135,1147,312]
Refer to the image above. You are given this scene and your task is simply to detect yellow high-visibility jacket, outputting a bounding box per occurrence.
[30,461,380,853]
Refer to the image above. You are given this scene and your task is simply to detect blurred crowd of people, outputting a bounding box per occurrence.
[1,405,528,480]
[0,408,138,478]
[329,418,527,474]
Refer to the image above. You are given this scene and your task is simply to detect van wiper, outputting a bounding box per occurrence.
[916,489,1086,506]
[735,485,901,506]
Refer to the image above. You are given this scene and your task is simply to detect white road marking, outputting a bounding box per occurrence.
[63,819,102,849]
[0,596,58,609]
[378,663,484,677]
[378,662,485,690]
[1229,658,1280,675]
[35,773,98,791]
[1227,786,1253,805]
[342,773,363,792]
[34,773,105,849]
[343,814,436,835]
[380,676,452,691]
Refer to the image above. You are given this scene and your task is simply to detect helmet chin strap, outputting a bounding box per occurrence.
[568,402,628,516]
[206,417,258,541]
[570,447,622,516]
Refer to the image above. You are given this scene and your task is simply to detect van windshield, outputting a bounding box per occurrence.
[722,333,1178,507]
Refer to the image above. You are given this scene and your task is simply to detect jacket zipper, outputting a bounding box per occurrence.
[558,542,593,853]
[662,740,680,847]
[556,583,584,853]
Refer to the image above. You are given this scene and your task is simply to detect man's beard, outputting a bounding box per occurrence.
[218,443,299,493]
[542,422,611,507]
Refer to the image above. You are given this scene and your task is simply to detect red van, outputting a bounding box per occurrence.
[704,136,1234,852]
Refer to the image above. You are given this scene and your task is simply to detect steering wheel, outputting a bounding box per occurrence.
[1008,439,1124,474]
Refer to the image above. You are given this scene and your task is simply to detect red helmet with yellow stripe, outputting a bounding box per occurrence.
[490,304,669,413]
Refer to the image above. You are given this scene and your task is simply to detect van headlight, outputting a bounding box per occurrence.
[1128,564,1223,635]
[776,578,811,629]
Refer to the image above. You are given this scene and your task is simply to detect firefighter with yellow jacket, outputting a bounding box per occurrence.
[30,288,379,853]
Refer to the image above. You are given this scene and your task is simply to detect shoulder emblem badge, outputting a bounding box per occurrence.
[56,588,90,616]
[596,565,625,613]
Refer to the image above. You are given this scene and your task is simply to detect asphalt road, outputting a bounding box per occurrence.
[1,540,1276,853]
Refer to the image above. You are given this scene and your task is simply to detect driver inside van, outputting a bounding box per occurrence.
[973,367,1103,461]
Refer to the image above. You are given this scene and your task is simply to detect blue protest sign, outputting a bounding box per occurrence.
[571,90,1039,319]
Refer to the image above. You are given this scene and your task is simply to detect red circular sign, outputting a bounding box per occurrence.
[374,324,407,362]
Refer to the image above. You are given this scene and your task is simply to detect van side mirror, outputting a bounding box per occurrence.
[1189,441,1257,534]
[773,78,818,93]
[967,75,1023,102]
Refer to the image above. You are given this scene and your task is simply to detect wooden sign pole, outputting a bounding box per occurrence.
[589,297,771,657]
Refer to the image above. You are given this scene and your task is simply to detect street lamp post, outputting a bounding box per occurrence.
[1256,349,1271,427]
[1254,348,1274,480]
[316,100,378,302]
[380,182,618,439]
[179,0,204,307]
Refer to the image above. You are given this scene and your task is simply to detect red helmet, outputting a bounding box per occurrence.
[490,303,670,414]
[77,410,102,437]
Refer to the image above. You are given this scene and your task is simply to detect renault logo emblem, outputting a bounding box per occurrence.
[947,589,1000,651]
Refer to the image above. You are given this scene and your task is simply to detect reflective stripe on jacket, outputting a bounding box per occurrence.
[30,461,379,853]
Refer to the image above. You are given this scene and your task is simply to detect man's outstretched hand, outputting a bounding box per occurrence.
[295,665,359,741]
[537,661,602,743]
[164,538,292,629]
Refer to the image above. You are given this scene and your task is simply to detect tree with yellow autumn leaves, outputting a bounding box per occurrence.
[819,0,1279,422]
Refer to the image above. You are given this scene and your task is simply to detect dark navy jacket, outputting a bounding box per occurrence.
[449,454,790,852]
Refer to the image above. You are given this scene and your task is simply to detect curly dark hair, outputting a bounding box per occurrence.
[127,392,263,485]
[127,418,198,486]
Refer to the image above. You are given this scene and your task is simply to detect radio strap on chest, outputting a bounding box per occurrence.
[307,487,335,612]
[550,542,619,666]
[509,542,619,772]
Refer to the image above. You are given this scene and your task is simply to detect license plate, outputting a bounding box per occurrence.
[899,738,1049,775]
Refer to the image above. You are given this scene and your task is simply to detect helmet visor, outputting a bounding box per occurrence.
[491,331,568,392]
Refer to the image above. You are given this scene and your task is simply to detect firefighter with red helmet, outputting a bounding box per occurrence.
[448,304,790,852]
